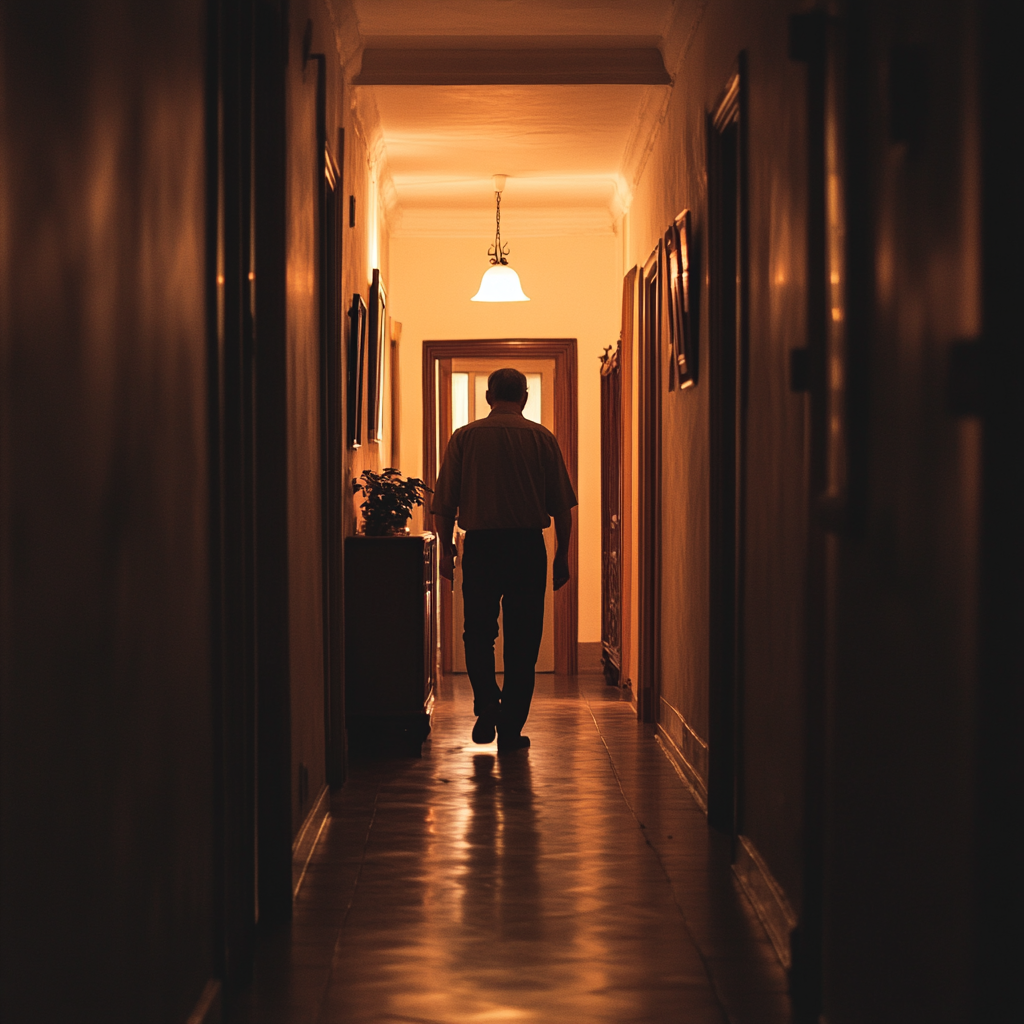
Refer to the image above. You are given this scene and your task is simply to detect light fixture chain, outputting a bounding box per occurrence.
[488,189,510,266]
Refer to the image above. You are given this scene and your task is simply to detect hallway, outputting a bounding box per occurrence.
[230,668,789,1024]
[3,2,1020,1021]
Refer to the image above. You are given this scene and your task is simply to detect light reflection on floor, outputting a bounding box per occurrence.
[230,672,790,1024]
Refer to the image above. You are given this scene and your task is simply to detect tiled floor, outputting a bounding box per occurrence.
[229,671,791,1024]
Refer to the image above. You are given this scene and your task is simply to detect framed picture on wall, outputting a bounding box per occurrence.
[347,293,366,449]
[664,224,680,391]
[666,209,695,389]
[367,268,386,442]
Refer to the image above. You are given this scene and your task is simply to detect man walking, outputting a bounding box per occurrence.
[432,367,577,753]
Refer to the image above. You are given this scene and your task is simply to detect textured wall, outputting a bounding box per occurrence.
[344,135,392,530]
[0,1,215,1020]
[277,0,391,842]
[627,0,809,904]
[627,0,992,1017]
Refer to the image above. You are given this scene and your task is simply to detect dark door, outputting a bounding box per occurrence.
[638,248,662,723]
[706,63,747,836]
[600,345,622,684]
[209,0,259,985]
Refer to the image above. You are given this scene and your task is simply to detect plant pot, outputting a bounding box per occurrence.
[362,523,411,537]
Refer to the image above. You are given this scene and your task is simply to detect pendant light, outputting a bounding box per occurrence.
[471,175,530,302]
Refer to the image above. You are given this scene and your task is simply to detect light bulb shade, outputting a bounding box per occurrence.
[471,264,530,302]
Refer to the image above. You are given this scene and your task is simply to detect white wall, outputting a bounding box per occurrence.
[388,233,621,643]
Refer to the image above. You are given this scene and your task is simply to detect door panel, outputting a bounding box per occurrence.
[600,347,622,684]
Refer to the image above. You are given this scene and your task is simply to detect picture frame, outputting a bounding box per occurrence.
[663,225,679,391]
[367,268,387,442]
[665,208,695,389]
[347,293,366,449]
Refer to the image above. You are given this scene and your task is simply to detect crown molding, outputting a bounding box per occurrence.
[617,83,671,213]
[661,0,709,80]
[329,2,399,236]
[619,1,709,212]
[322,0,363,79]
[349,86,401,234]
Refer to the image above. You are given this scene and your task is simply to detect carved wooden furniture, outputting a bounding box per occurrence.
[344,533,436,754]
[600,345,622,685]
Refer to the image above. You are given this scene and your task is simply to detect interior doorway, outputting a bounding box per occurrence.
[423,339,579,676]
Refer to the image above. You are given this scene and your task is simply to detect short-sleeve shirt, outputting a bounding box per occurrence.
[431,412,577,531]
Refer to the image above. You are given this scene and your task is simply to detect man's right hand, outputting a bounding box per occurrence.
[439,546,455,581]
[552,509,573,591]
[435,515,456,582]
[552,552,570,591]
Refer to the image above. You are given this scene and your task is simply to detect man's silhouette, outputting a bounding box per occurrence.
[432,368,577,752]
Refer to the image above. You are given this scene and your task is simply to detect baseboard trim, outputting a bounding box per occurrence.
[185,979,221,1024]
[733,834,797,970]
[659,698,709,782]
[656,725,708,812]
[292,783,330,898]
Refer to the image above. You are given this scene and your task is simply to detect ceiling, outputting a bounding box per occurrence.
[351,0,676,43]
[344,0,686,237]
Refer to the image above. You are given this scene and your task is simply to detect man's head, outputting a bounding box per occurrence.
[485,367,528,410]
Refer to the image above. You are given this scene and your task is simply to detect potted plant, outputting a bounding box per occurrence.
[354,468,431,536]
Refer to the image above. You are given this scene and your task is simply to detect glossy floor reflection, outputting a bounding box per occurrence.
[230,670,791,1024]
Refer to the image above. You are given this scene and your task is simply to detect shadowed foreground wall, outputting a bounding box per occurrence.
[826,3,984,1019]
[621,0,1009,1019]
[0,2,215,1020]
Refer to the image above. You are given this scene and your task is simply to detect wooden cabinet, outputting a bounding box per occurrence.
[344,533,436,753]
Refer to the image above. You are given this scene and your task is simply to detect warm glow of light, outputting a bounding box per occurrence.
[471,264,530,302]
[471,371,541,423]
[216,274,225,285]
[452,372,469,430]
[832,307,843,321]
[830,271,840,285]
[248,271,255,281]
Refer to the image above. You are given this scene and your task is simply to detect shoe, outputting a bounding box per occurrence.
[497,734,530,754]
[472,704,500,744]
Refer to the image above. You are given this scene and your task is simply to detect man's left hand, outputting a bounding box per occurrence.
[439,546,455,581]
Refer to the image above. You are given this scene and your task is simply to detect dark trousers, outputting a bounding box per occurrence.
[461,529,547,737]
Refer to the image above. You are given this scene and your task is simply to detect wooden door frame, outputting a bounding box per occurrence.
[638,250,663,723]
[422,339,578,675]
[706,60,748,836]
[619,268,637,696]
[318,129,345,789]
